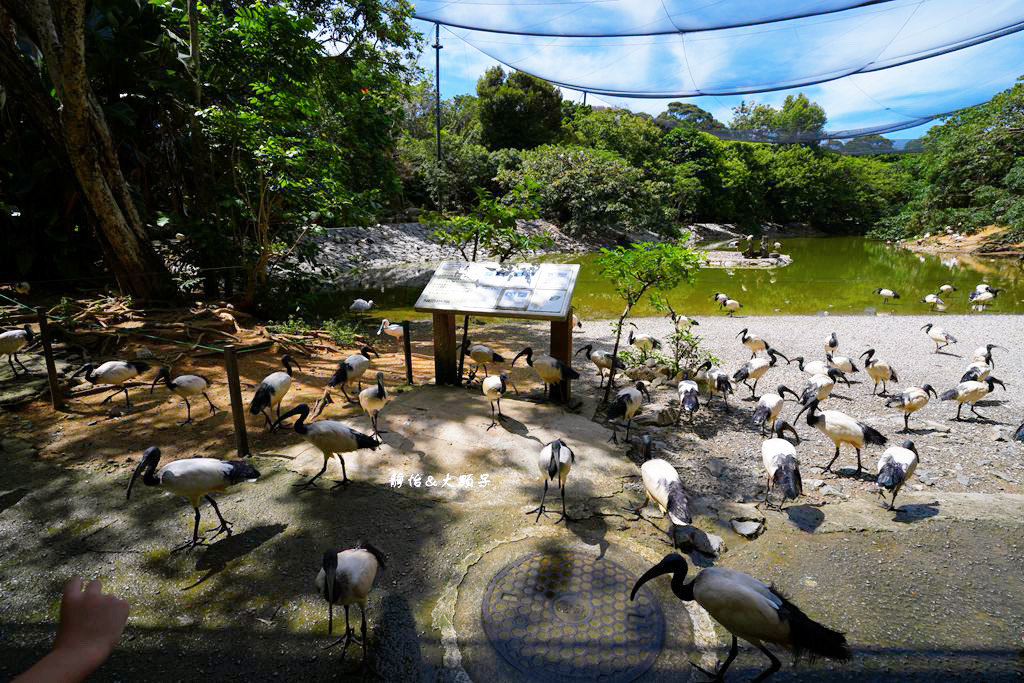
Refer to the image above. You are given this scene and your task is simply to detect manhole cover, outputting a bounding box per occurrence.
[481,550,664,682]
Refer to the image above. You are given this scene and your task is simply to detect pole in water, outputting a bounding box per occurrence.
[402,320,413,385]
[433,23,443,161]
[36,308,64,410]
[223,345,250,457]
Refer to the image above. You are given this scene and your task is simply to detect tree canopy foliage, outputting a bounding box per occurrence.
[476,66,562,151]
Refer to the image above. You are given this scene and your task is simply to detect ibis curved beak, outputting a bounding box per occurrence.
[126,448,158,500]
[630,554,686,601]
[150,376,159,394]
[511,349,527,367]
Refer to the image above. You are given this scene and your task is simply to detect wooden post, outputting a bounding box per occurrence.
[36,308,64,410]
[223,345,250,457]
[549,307,573,403]
[401,320,413,385]
[432,312,458,385]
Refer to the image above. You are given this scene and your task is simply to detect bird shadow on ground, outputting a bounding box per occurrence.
[785,504,825,532]
[185,523,288,589]
[565,514,612,559]
[0,488,29,514]
[829,393,854,401]
[497,414,543,444]
[831,467,877,483]
[892,502,940,523]
[934,350,963,358]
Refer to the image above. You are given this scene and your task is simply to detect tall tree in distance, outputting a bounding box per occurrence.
[730,94,827,143]
[654,102,727,133]
[476,66,562,150]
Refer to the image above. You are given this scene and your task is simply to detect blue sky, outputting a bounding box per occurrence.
[410,0,1024,140]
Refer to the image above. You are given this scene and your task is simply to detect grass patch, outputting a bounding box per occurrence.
[323,318,359,347]
[268,315,362,348]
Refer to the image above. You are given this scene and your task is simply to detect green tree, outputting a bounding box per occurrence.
[597,241,705,401]
[567,108,664,168]
[654,102,726,133]
[476,66,562,150]
[730,94,826,142]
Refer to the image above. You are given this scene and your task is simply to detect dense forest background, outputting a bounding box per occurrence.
[1,0,1022,304]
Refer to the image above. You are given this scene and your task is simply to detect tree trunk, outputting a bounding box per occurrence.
[601,307,631,404]
[5,0,175,299]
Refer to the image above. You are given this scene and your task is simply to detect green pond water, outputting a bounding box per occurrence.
[333,237,1024,321]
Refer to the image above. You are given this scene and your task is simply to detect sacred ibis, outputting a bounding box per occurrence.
[752,385,799,435]
[975,283,995,293]
[572,313,583,329]
[720,298,743,316]
[151,367,219,424]
[126,446,260,551]
[938,284,956,295]
[273,404,379,491]
[376,319,403,339]
[633,435,692,544]
[0,324,33,376]
[885,384,937,432]
[826,353,859,375]
[575,343,624,388]
[697,360,734,408]
[72,360,150,407]
[761,420,802,509]
[249,354,298,430]
[876,441,919,510]
[921,323,957,352]
[972,344,1005,368]
[795,398,887,475]
[528,439,576,524]
[13,281,29,295]
[920,293,945,310]
[940,377,1005,421]
[969,288,1000,307]
[463,338,504,382]
[357,372,388,436]
[960,361,991,383]
[824,332,838,355]
[677,376,701,424]
[628,327,661,355]
[712,292,729,305]
[873,287,899,304]
[667,304,699,331]
[737,328,768,358]
[481,373,516,429]
[512,347,579,399]
[348,298,373,313]
[790,357,830,377]
[317,541,386,659]
[734,348,789,398]
[798,368,850,406]
[607,381,650,443]
[630,555,850,682]
[860,349,898,395]
[327,347,378,403]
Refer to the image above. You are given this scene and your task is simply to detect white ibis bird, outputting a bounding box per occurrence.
[712,292,729,305]
[628,328,661,354]
[920,293,945,310]
[630,555,850,682]
[677,376,701,424]
[969,288,1000,307]
[960,361,991,383]
[572,313,583,329]
[921,323,957,352]
[463,338,505,382]
[72,360,150,407]
[482,373,516,429]
[795,398,887,475]
[348,298,373,313]
[317,541,386,659]
[737,328,768,357]
[885,384,937,432]
[824,332,838,355]
[528,439,576,524]
[273,404,379,491]
[575,343,624,388]
[975,283,995,293]
[938,284,956,295]
[697,360,734,407]
[249,354,298,430]
[358,372,388,436]
[13,281,30,295]
[634,435,691,543]
[876,441,919,510]
[826,352,859,374]
[761,420,802,509]
[607,381,650,443]
[0,324,33,376]
[151,367,219,424]
[733,348,789,398]
[860,349,898,395]
[126,446,260,551]
[668,305,699,331]
[720,298,743,316]
[940,377,1006,421]
[873,287,900,304]
[752,385,799,435]
[790,356,830,377]
[376,319,403,339]
[972,344,1005,368]
[798,369,850,406]
[328,347,378,403]
[512,347,579,399]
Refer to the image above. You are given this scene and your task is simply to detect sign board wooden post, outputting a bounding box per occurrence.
[415,262,580,402]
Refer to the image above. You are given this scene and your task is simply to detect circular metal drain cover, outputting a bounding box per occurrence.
[481,551,665,682]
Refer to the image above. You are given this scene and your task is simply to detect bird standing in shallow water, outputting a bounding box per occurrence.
[317,540,386,660]
[274,404,379,491]
[873,287,899,304]
[630,554,850,682]
[126,447,260,551]
[527,439,576,524]
[151,367,218,424]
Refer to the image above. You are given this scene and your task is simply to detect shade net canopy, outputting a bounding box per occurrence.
[416,0,1024,138]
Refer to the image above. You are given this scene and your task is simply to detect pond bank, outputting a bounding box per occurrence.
[903,225,1024,258]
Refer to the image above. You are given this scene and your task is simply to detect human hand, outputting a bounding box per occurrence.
[52,577,130,670]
